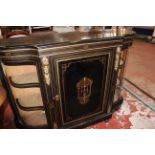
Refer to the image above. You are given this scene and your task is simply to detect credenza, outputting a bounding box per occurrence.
[0,30,134,128]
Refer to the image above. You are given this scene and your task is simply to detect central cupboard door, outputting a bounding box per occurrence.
[52,48,115,127]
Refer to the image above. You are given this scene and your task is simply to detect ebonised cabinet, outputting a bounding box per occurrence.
[0,30,134,128]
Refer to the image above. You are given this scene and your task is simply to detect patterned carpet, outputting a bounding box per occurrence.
[87,81,155,129]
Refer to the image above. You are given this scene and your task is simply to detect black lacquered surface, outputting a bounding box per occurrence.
[0,30,134,48]
[59,55,109,123]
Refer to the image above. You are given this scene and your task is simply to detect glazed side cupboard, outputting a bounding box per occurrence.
[0,31,134,128]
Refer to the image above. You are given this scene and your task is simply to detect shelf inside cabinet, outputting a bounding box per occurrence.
[9,72,40,88]
[17,108,48,127]
[16,93,44,109]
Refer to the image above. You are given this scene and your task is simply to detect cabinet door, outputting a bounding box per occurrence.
[52,48,116,128]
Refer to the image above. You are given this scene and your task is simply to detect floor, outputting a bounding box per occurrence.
[125,39,155,98]
[1,39,155,129]
[89,80,155,129]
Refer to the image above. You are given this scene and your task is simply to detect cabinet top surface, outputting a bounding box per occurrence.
[0,30,134,49]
